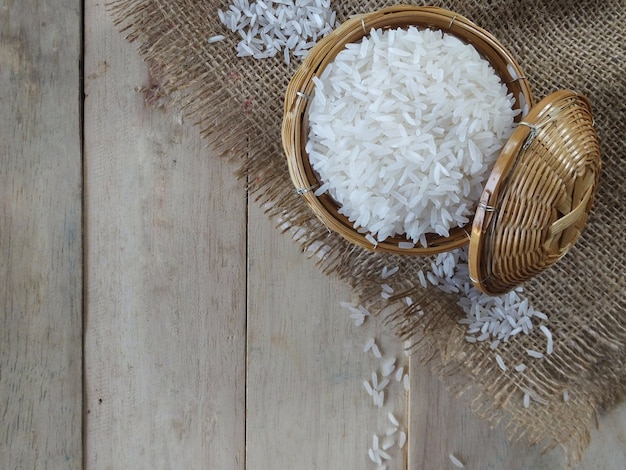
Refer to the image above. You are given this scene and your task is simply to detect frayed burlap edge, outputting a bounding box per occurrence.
[106,0,626,466]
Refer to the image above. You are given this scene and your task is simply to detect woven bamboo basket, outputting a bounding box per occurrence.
[282,6,601,294]
[282,5,534,255]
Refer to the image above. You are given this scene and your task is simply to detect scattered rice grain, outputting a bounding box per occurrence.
[449,453,465,468]
[526,349,544,359]
[496,354,506,371]
[382,437,395,450]
[398,431,407,449]
[540,325,554,355]
[385,426,398,436]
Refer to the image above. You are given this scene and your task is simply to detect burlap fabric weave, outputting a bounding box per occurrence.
[109,0,626,463]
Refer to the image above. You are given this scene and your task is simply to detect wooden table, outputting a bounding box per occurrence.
[2,1,625,468]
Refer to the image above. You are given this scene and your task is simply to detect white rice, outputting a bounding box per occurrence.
[376,378,390,392]
[381,265,399,279]
[398,431,407,449]
[418,269,427,288]
[365,233,378,247]
[350,312,366,326]
[307,26,518,244]
[218,0,338,64]
[368,447,380,465]
[376,390,385,408]
[382,436,395,450]
[385,427,398,436]
[521,386,548,406]
[381,357,396,377]
[526,349,545,359]
[340,301,370,326]
[449,453,465,468]
[540,325,554,355]
[423,247,550,356]
[349,307,410,468]
[208,34,226,43]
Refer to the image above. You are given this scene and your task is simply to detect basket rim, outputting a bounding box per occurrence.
[282,5,536,255]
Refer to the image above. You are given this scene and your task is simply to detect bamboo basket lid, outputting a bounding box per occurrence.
[469,91,601,295]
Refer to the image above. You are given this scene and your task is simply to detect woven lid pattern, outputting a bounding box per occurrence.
[469,91,601,295]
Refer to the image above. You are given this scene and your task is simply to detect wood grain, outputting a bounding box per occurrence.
[247,209,411,469]
[83,1,246,468]
[0,0,82,468]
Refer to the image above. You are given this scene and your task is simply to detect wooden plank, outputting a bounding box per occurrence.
[83,1,247,468]
[246,208,410,469]
[0,1,82,468]
[408,358,626,469]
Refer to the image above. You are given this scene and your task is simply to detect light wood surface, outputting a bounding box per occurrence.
[3,0,626,469]
[83,1,247,467]
[0,1,82,468]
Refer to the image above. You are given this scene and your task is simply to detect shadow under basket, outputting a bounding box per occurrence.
[282,5,601,295]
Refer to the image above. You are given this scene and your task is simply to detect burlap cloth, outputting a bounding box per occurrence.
[109,0,626,464]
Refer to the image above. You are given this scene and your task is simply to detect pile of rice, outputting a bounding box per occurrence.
[306,26,520,246]
[218,0,338,64]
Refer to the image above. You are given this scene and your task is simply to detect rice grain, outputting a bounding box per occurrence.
[449,453,465,468]
[526,349,545,359]
[398,431,407,449]
[540,325,554,355]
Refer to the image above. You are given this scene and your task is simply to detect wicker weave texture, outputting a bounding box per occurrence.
[470,91,601,294]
